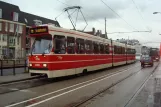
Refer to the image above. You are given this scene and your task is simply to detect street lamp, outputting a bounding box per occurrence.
[153,12,161,14]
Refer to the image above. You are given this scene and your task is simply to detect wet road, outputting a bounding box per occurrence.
[0,62,145,107]
[78,62,159,107]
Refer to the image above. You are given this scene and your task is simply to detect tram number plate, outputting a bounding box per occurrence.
[35,64,40,66]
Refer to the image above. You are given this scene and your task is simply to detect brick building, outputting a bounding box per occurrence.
[0,1,60,59]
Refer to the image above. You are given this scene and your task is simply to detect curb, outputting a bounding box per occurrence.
[0,76,40,85]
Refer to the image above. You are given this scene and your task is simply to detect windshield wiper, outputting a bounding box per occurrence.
[42,52,45,56]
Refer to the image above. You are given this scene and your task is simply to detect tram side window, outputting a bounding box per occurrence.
[85,40,93,54]
[67,37,75,54]
[54,35,66,54]
[131,49,136,54]
[100,44,104,54]
[127,48,132,54]
[118,46,121,54]
[93,42,99,54]
[76,38,85,54]
[134,49,136,54]
[121,47,124,54]
[104,44,109,54]
[126,48,129,54]
[114,45,119,54]
[114,45,117,54]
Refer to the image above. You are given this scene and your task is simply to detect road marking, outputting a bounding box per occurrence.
[124,62,159,107]
[10,88,19,91]
[26,67,136,107]
[6,64,139,107]
[19,90,36,93]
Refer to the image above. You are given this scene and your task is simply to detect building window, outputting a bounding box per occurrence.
[0,9,2,18]
[9,37,15,45]
[5,22,8,32]
[0,34,1,41]
[18,25,23,33]
[10,23,14,32]
[2,34,7,42]
[13,12,19,21]
[17,36,20,45]
[0,22,2,31]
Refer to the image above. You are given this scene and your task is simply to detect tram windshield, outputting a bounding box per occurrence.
[32,36,52,54]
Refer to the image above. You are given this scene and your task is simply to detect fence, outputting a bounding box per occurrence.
[0,59,28,76]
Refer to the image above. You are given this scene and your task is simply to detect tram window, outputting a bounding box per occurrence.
[104,44,109,54]
[134,49,136,54]
[122,47,125,54]
[93,42,99,54]
[100,44,104,54]
[114,45,117,54]
[67,37,75,54]
[132,49,136,54]
[126,48,129,54]
[76,38,85,54]
[120,47,122,54]
[117,46,121,54]
[85,40,93,54]
[54,35,66,54]
[127,48,132,54]
[114,45,119,54]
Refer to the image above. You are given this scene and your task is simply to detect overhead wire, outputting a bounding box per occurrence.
[100,0,138,31]
[131,0,149,31]
[56,0,70,6]
[56,0,151,34]
[56,0,103,24]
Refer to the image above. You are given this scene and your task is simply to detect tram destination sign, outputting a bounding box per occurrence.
[30,26,48,34]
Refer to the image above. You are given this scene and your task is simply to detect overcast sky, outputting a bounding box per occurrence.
[2,0,161,47]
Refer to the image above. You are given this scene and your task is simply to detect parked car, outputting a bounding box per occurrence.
[140,55,153,67]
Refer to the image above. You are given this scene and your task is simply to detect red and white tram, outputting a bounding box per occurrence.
[28,24,136,78]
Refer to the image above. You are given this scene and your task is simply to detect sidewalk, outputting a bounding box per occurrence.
[0,73,37,84]
[130,62,161,107]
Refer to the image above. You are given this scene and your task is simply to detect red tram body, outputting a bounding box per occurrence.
[28,24,136,78]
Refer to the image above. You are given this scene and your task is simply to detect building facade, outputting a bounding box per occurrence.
[0,1,60,59]
[0,2,26,59]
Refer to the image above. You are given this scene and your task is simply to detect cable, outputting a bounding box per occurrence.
[100,0,138,31]
[131,0,149,31]
[56,0,70,6]
[107,30,151,34]
[82,8,103,24]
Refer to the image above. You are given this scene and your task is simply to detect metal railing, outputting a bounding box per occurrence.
[0,59,28,76]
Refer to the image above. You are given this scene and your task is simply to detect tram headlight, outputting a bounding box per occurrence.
[29,64,32,67]
[43,64,47,67]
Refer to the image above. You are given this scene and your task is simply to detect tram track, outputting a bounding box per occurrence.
[69,63,159,107]
[5,63,141,107]
[0,63,139,95]
[124,62,159,107]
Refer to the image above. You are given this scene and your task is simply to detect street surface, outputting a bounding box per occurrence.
[0,62,158,107]
[129,61,161,107]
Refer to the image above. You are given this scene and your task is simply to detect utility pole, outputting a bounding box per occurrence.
[105,17,108,39]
